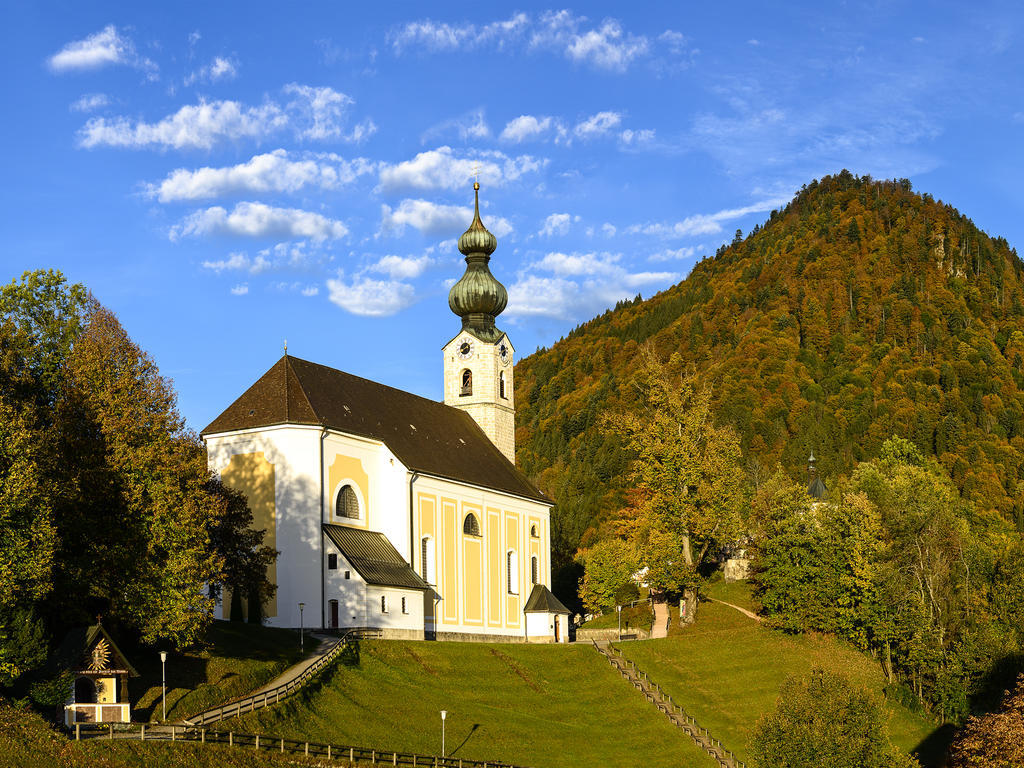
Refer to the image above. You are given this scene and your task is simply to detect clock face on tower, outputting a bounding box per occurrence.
[498,342,510,365]
[458,340,474,360]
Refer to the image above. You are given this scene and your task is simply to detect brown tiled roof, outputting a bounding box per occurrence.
[323,524,429,591]
[202,355,549,503]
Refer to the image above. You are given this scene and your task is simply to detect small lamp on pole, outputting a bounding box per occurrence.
[440,709,447,757]
[299,602,306,654]
[159,651,168,722]
[617,604,622,641]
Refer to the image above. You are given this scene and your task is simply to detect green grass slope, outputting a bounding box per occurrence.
[128,621,302,722]
[620,584,937,766]
[223,640,719,768]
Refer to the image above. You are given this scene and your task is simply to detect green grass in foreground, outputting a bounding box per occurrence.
[703,579,758,612]
[224,640,720,768]
[129,621,302,722]
[618,586,938,766]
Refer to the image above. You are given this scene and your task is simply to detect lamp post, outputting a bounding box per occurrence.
[440,709,447,757]
[299,602,305,654]
[617,605,622,641]
[159,651,168,722]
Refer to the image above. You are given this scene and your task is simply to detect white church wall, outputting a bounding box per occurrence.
[365,586,425,638]
[323,546,367,628]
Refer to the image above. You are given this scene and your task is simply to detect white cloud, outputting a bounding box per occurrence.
[539,213,573,237]
[390,14,530,53]
[185,56,239,85]
[172,202,348,242]
[70,93,109,113]
[500,115,557,143]
[620,128,655,145]
[381,198,513,238]
[421,108,491,143]
[230,283,249,295]
[649,246,698,262]
[284,83,373,142]
[377,146,544,193]
[77,85,374,150]
[301,285,320,297]
[574,111,622,139]
[201,251,271,274]
[327,275,417,316]
[629,197,789,238]
[369,254,433,279]
[602,223,616,237]
[149,149,374,201]
[506,250,678,320]
[565,20,648,72]
[78,99,287,150]
[48,25,156,75]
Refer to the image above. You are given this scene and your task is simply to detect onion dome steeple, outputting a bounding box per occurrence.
[448,182,508,342]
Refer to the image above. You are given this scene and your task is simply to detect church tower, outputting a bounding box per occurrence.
[443,182,516,463]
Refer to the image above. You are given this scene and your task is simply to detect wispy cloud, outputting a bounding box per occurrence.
[420,108,490,143]
[377,146,544,193]
[628,198,790,238]
[48,25,157,77]
[185,56,238,85]
[285,84,376,142]
[574,111,622,139]
[171,202,348,242]
[539,213,577,237]
[201,251,271,274]
[148,149,375,201]
[368,254,434,279]
[70,93,110,113]
[326,275,417,316]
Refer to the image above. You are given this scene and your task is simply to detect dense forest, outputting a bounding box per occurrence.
[517,171,1024,571]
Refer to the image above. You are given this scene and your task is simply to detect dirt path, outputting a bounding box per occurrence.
[709,598,762,622]
[651,600,669,638]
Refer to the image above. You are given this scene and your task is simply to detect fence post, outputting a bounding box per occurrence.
[328,745,332,759]
[372,749,377,764]
[394,752,398,765]
[201,729,206,743]
[171,726,176,742]
[229,731,233,747]
[109,724,113,740]
[140,724,145,741]
[75,723,80,741]
[305,742,309,756]
[281,737,285,753]
[255,734,260,750]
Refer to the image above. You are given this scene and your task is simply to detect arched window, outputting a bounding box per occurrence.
[463,513,481,536]
[499,371,506,399]
[421,536,435,583]
[336,485,359,519]
[507,550,518,594]
[530,524,538,538]
[531,556,539,585]
[461,369,473,396]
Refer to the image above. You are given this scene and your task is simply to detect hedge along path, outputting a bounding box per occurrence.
[591,640,746,768]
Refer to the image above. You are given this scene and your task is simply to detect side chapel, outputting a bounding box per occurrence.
[202,183,569,642]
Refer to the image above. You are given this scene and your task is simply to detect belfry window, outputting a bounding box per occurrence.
[336,485,359,519]
[499,371,506,399]
[461,369,473,396]
[463,513,481,536]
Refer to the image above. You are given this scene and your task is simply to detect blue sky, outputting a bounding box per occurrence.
[3,1,1023,431]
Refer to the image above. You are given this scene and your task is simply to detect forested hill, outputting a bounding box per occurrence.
[516,171,1024,564]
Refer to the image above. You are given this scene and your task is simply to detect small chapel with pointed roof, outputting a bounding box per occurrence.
[202,184,569,642]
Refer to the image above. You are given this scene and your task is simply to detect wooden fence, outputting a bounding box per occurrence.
[72,722,528,768]
[184,626,380,728]
[592,641,746,768]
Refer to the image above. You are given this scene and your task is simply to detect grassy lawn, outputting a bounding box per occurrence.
[703,579,759,612]
[129,621,303,722]
[223,640,721,768]
[617,586,938,766]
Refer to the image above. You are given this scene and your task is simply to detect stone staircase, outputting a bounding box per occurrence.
[592,641,745,768]
[651,599,669,639]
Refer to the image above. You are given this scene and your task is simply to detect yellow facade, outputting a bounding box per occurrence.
[220,451,277,618]
[328,453,370,528]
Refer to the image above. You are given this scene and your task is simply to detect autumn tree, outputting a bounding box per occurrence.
[605,346,747,622]
[576,538,637,614]
[949,674,1024,768]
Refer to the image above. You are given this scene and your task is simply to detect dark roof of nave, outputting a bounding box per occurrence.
[323,524,429,591]
[202,355,549,504]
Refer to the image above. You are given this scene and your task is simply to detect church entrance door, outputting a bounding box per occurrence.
[329,600,339,629]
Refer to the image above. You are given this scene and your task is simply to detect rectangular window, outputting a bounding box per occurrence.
[381,595,388,613]
[401,596,408,614]
[327,553,337,570]
[344,570,350,580]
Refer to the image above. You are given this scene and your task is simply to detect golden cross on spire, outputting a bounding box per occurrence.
[471,164,482,190]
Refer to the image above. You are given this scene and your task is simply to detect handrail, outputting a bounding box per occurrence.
[182,626,381,727]
[591,640,745,768]
[72,722,531,768]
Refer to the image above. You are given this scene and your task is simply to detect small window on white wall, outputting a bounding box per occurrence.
[507,550,518,595]
[531,556,538,585]
[401,596,408,614]
[421,536,435,584]
[381,595,388,613]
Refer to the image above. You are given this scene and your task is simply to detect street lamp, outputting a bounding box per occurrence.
[299,602,306,654]
[159,651,168,722]
[617,605,622,641]
[440,710,447,757]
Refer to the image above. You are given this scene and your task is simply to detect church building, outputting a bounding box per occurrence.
[202,183,569,643]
